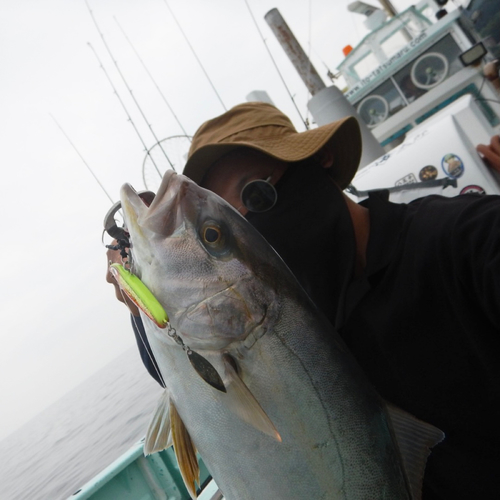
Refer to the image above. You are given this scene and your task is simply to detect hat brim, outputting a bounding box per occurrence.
[183,116,361,190]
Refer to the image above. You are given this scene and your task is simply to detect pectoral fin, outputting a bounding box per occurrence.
[222,353,281,442]
[386,403,445,500]
[144,389,172,455]
[170,399,200,499]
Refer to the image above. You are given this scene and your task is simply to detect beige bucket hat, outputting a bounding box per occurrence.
[183,102,362,190]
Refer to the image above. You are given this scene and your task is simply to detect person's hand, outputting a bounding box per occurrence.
[477,135,500,173]
[106,241,140,317]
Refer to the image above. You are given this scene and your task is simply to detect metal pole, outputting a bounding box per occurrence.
[264,8,326,96]
[377,0,398,17]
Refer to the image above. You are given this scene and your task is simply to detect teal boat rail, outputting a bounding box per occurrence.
[69,438,213,500]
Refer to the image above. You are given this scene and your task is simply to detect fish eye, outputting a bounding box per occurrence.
[200,220,234,260]
[204,226,222,244]
[201,221,226,248]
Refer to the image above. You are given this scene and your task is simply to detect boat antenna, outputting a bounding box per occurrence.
[50,113,115,204]
[113,16,191,139]
[161,0,227,111]
[87,42,164,178]
[243,0,309,130]
[85,0,174,172]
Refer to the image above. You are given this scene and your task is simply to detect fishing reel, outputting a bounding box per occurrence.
[103,190,156,262]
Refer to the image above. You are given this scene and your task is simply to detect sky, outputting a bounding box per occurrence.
[0,0,433,441]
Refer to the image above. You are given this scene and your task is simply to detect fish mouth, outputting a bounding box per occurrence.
[137,170,188,238]
[119,170,181,278]
[145,169,177,214]
[120,183,150,218]
[120,170,177,215]
[122,170,207,240]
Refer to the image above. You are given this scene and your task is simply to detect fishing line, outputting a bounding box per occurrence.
[87,42,164,179]
[114,254,165,385]
[85,0,175,172]
[118,285,167,387]
[50,113,115,205]
[114,16,191,139]
[243,0,309,130]
[162,0,227,111]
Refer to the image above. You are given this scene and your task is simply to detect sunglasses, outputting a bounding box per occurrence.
[240,176,278,213]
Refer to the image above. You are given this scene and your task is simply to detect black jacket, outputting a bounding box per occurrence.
[341,192,500,499]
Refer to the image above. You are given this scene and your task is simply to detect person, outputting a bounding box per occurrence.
[477,133,500,173]
[107,102,500,499]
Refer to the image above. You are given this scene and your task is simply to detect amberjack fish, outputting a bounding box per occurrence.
[115,170,443,499]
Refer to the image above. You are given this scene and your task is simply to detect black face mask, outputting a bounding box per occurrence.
[245,160,356,326]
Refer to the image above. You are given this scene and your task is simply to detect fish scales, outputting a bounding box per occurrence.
[119,170,442,499]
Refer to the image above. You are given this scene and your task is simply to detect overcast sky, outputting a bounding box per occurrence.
[0,0,426,440]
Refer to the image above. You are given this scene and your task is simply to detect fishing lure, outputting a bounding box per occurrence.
[109,263,168,328]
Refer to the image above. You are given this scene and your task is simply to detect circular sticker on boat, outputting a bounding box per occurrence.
[419,165,438,181]
[441,154,464,179]
[460,185,486,195]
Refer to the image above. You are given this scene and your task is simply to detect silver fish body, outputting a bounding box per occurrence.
[120,171,442,500]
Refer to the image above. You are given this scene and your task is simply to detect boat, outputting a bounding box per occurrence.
[69,438,218,500]
[266,0,500,199]
[336,2,500,150]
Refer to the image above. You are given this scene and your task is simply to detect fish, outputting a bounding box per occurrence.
[117,170,444,499]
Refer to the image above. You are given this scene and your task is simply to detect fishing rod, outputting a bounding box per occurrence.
[114,16,191,139]
[243,0,309,130]
[51,107,164,389]
[50,112,139,246]
[162,0,227,111]
[87,42,164,179]
[85,0,174,172]
[50,113,115,204]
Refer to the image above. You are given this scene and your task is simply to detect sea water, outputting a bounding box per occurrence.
[0,348,164,500]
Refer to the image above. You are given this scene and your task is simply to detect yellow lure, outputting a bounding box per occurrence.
[109,263,168,328]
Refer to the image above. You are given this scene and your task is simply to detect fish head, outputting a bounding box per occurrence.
[120,170,291,351]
